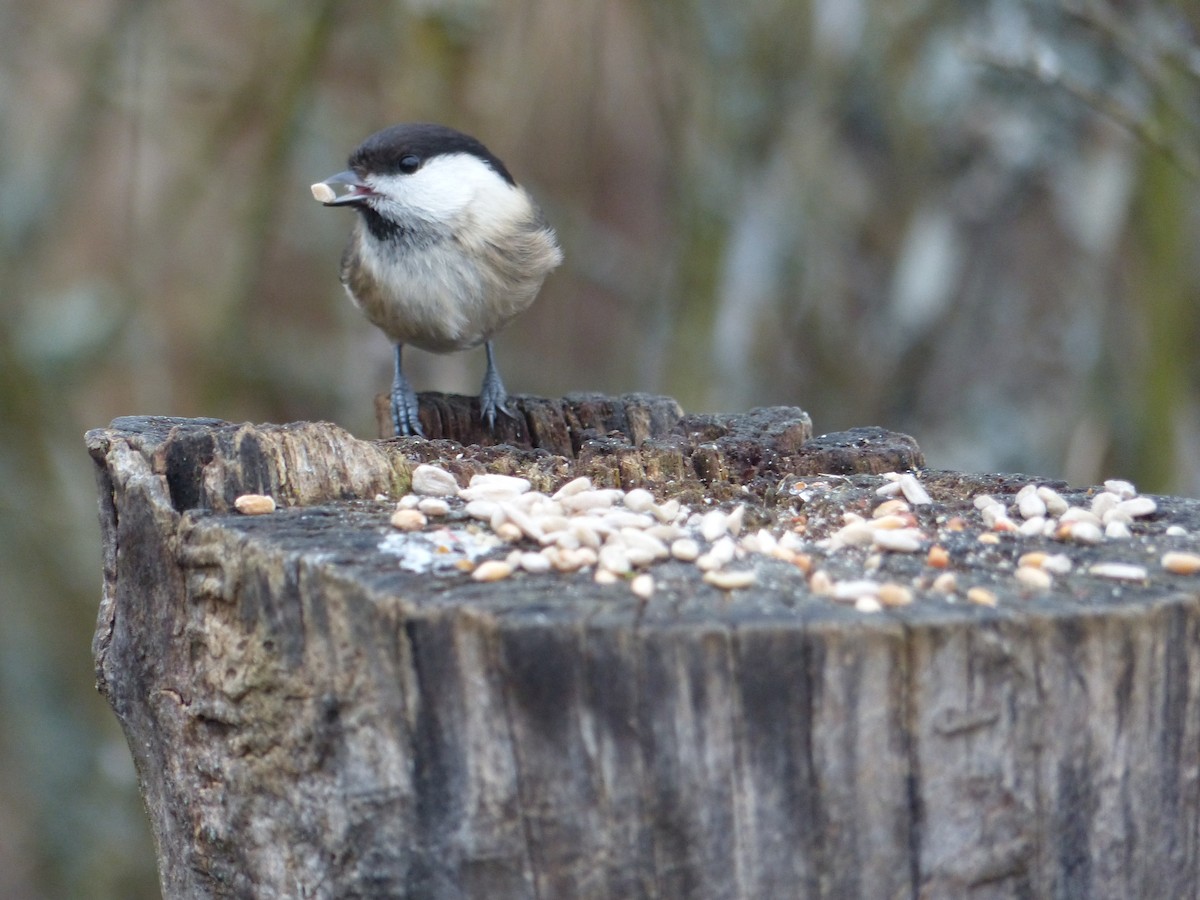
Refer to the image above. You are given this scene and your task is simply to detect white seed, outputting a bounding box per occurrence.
[1060,507,1102,526]
[569,520,603,550]
[416,497,450,517]
[561,490,622,513]
[832,579,882,602]
[652,498,682,524]
[500,504,546,543]
[600,510,656,530]
[234,493,275,515]
[1037,486,1069,516]
[1091,492,1120,518]
[1166,525,1188,537]
[1117,496,1157,518]
[830,520,877,548]
[494,522,523,543]
[397,494,421,509]
[898,473,933,505]
[855,596,883,613]
[809,570,834,594]
[598,543,631,575]
[726,504,746,537]
[878,583,914,607]
[465,499,499,522]
[1162,551,1200,575]
[554,531,581,551]
[411,464,460,497]
[1104,520,1132,540]
[1102,509,1132,526]
[872,514,911,530]
[1104,479,1137,499]
[594,568,619,584]
[519,552,552,574]
[630,573,655,599]
[646,524,682,543]
[1042,554,1073,575]
[701,509,729,542]
[1018,493,1047,520]
[932,572,958,594]
[873,499,910,518]
[620,528,669,560]
[875,481,903,498]
[552,476,593,499]
[1088,562,1147,582]
[472,560,513,582]
[873,529,924,553]
[973,494,1000,511]
[1015,566,1053,591]
[967,587,997,607]
[703,569,756,590]
[390,509,427,531]
[310,181,337,203]
[622,488,656,513]
[460,473,531,502]
[1062,521,1104,545]
[671,538,701,561]
[1018,516,1046,537]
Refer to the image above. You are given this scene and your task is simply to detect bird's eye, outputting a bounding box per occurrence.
[399,155,421,174]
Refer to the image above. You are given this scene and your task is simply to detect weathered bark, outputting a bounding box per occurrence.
[87,396,1200,899]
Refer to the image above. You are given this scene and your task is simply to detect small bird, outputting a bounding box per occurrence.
[313,123,562,436]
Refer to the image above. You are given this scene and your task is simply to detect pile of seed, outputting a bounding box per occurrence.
[365,464,1200,607]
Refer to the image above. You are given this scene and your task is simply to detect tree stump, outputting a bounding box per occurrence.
[86,394,1200,899]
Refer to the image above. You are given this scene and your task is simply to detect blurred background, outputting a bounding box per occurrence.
[1,0,1197,895]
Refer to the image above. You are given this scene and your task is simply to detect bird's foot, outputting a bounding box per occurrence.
[479,341,518,431]
[391,378,424,437]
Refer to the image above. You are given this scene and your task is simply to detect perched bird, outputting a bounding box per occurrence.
[313,123,562,436]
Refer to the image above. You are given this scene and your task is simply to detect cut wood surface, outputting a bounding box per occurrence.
[86,394,1200,899]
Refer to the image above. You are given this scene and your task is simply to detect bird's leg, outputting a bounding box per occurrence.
[479,340,516,429]
[391,344,424,437]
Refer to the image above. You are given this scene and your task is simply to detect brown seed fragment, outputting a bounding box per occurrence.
[967,586,997,607]
[1162,551,1200,575]
[390,509,427,531]
[235,494,276,515]
[471,560,513,582]
[926,545,950,568]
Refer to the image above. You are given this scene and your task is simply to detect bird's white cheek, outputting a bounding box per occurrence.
[367,154,526,227]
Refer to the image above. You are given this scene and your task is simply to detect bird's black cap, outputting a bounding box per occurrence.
[348,123,516,186]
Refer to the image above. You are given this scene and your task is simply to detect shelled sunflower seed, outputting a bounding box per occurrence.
[379,465,1199,611]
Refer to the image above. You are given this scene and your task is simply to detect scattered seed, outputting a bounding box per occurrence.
[653,498,682,524]
[878,583,914,607]
[855,596,883,613]
[1162,551,1200,575]
[671,538,700,561]
[1104,520,1132,540]
[460,473,532,502]
[622,488,656,513]
[832,579,882,602]
[472,560,513,582]
[1037,486,1070,516]
[1015,566,1052,591]
[898,473,933,505]
[926,545,950,568]
[932,572,958,594]
[1060,507,1102,527]
[235,493,276,515]
[416,497,450,517]
[552,476,593,500]
[1166,525,1188,537]
[809,570,834,594]
[875,481,903,498]
[1116,496,1157,519]
[630,573,655,599]
[397,494,421,509]
[598,543,632,575]
[593,568,619,585]
[494,522,523,543]
[390,509,427,531]
[519,552,552,574]
[704,569,756,590]
[1060,521,1103,545]
[967,587,997,607]
[1104,479,1137,499]
[974,494,1000,510]
[411,464,460,496]
[726,504,746,537]
[874,499,910,518]
[1091,492,1120,519]
[873,529,924,553]
[1088,562,1147,582]
[978,533,1000,545]
[1018,493,1047,520]
[701,509,729,542]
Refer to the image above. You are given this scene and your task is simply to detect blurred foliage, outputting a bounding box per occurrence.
[0,0,1197,895]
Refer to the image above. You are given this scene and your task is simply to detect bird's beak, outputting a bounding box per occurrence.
[311,170,375,206]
